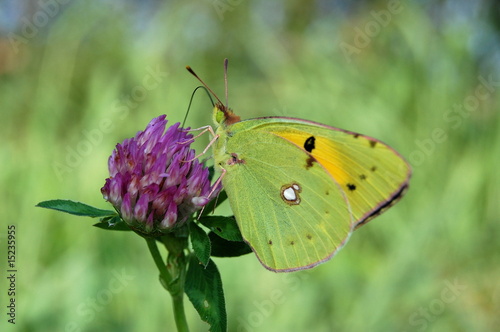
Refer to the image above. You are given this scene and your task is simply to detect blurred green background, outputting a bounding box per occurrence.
[1,0,499,331]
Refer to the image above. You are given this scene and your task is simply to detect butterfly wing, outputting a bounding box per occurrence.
[216,124,355,272]
[254,117,412,228]
[215,117,411,272]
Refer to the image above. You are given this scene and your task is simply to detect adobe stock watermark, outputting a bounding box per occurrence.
[8,0,73,54]
[212,0,243,21]
[236,272,309,332]
[339,0,403,63]
[65,268,135,332]
[405,278,467,332]
[407,74,499,168]
[52,65,168,181]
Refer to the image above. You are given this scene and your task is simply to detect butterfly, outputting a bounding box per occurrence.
[188,61,411,272]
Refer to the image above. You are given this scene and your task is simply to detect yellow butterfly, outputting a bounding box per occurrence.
[189,61,411,272]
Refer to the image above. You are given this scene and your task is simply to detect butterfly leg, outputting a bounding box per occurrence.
[178,125,214,145]
[208,168,225,199]
[197,168,225,218]
[179,126,220,162]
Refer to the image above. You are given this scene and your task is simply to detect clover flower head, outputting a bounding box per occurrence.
[101,115,215,235]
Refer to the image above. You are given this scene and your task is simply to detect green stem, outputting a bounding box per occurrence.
[145,237,171,286]
[145,237,190,332]
[172,292,189,332]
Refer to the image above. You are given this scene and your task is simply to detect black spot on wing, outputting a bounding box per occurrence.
[290,241,295,245]
[228,153,245,165]
[360,174,367,180]
[353,134,359,138]
[347,183,356,191]
[304,136,316,152]
[306,234,312,240]
[369,140,377,148]
[305,155,317,169]
[371,166,377,172]
[268,240,273,245]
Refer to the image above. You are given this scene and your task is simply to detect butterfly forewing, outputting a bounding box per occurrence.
[253,118,412,227]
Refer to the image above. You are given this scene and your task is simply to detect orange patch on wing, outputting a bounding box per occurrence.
[273,132,351,186]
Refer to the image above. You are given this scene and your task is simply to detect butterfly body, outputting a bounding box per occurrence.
[212,104,411,272]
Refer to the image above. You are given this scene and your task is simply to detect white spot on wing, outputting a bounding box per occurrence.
[281,182,302,205]
[283,187,297,201]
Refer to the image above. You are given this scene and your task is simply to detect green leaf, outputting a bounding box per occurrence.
[208,232,253,257]
[199,215,243,242]
[37,200,115,217]
[207,165,216,182]
[93,215,131,231]
[185,255,226,332]
[201,191,228,217]
[189,222,211,267]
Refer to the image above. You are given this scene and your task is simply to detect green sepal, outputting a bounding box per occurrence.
[189,222,211,267]
[208,232,252,257]
[36,199,115,217]
[93,215,131,231]
[185,255,227,332]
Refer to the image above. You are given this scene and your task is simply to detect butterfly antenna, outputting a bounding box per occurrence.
[182,86,215,127]
[186,66,224,108]
[224,58,229,109]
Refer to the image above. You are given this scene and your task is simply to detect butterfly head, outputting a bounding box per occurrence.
[213,102,241,127]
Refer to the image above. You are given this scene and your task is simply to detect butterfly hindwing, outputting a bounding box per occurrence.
[218,125,355,272]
